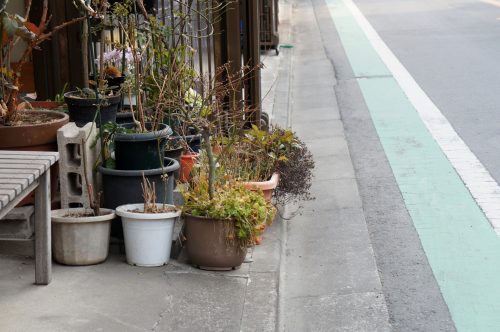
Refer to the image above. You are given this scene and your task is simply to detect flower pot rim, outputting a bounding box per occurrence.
[0,109,69,128]
[115,122,173,141]
[182,213,229,221]
[64,90,122,101]
[98,157,179,176]
[51,208,115,223]
[243,172,280,191]
[116,203,181,220]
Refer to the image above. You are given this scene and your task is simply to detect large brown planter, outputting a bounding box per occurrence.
[184,214,247,270]
[0,109,69,207]
[0,109,69,150]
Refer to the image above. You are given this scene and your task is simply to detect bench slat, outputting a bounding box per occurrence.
[0,188,15,200]
[0,178,30,191]
[0,163,46,174]
[0,182,24,196]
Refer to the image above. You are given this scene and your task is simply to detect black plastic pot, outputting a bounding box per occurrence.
[98,157,179,209]
[115,111,134,125]
[108,0,155,11]
[114,123,173,170]
[186,134,202,152]
[64,91,121,127]
[165,145,183,181]
[98,158,179,238]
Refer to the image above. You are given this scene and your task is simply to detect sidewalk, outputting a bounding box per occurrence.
[0,1,391,331]
[273,0,391,330]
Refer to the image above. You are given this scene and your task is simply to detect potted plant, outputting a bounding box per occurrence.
[218,124,315,205]
[92,3,191,238]
[182,171,275,270]
[95,2,185,170]
[115,176,181,267]
[0,0,86,149]
[169,62,278,267]
[64,88,122,128]
[51,137,115,266]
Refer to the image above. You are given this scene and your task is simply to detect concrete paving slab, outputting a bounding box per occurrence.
[283,292,391,332]
[313,155,356,180]
[240,272,278,332]
[153,272,247,332]
[279,1,391,330]
[292,74,334,88]
[291,93,338,110]
[292,106,341,122]
[285,208,384,299]
[303,179,363,210]
[292,119,345,140]
[249,220,282,273]
[304,136,351,157]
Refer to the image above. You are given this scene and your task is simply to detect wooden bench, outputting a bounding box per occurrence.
[0,150,59,285]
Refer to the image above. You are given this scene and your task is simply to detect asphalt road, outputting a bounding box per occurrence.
[312,0,500,330]
[352,0,500,185]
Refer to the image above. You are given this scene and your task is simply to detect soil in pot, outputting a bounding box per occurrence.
[184,214,247,270]
[64,91,121,128]
[51,208,115,266]
[116,203,181,267]
[114,122,173,170]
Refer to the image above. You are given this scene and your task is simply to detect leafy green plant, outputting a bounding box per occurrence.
[182,171,276,249]
[217,125,315,204]
[54,83,69,103]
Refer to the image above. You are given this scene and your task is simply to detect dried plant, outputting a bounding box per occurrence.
[141,174,175,213]
[0,0,86,124]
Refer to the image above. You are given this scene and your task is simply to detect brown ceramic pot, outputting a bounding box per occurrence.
[184,214,247,270]
[0,109,69,207]
[0,109,69,150]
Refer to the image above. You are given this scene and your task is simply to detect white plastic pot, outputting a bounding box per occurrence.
[51,208,115,266]
[115,203,181,267]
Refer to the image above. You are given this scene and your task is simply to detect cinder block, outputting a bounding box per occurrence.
[0,206,34,239]
[57,122,101,209]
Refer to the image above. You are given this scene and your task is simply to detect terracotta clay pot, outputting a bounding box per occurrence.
[180,151,199,183]
[184,214,247,270]
[0,109,69,150]
[243,173,280,202]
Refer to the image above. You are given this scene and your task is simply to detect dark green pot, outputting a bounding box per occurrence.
[114,122,173,170]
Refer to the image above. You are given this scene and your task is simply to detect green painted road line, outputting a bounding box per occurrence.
[327,0,500,331]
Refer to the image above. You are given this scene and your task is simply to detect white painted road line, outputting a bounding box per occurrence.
[341,0,500,235]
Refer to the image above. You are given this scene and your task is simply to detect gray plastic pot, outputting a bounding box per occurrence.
[51,208,115,266]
